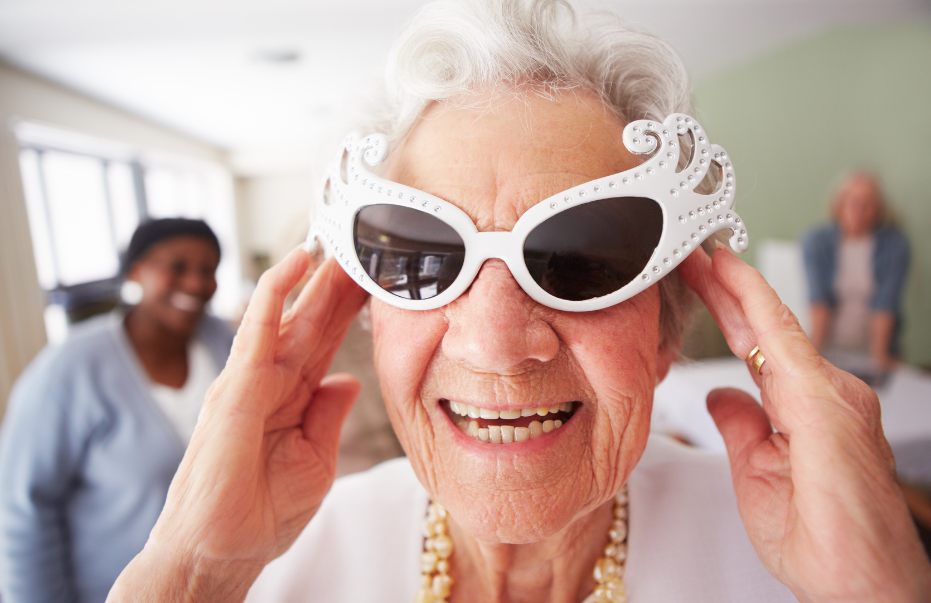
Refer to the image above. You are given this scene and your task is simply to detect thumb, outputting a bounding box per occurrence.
[707,388,772,477]
[303,373,361,459]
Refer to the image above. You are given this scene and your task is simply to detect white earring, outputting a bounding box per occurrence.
[120,280,143,305]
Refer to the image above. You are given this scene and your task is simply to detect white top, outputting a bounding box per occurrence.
[246,435,796,602]
[832,236,875,351]
[148,341,218,445]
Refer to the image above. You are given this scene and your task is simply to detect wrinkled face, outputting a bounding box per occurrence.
[128,236,220,336]
[371,91,676,544]
[836,175,881,237]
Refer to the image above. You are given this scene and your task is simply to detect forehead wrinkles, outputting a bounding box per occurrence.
[485,125,633,231]
[386,93,634,231]
[489,170,606,231]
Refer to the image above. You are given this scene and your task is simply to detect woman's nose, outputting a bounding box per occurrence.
[442,260,559,372]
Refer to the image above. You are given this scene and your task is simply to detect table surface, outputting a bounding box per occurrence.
[652,357,931,454]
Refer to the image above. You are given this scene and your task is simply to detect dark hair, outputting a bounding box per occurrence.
[123,218,221,275]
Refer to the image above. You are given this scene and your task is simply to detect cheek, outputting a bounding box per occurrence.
[563,291,660,391]
[136,271,170,303]
[559,291,661,455]
[371,301,447,444]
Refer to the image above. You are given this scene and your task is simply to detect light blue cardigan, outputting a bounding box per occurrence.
[0,312,234,603]
[801,223,911,355]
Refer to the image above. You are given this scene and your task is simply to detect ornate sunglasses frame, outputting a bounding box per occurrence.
[307,113,749,312]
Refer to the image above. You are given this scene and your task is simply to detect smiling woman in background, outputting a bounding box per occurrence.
[0,218,234,603]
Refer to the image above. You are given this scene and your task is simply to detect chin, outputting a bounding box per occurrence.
[444,484,598,545]
[164,311,204,337]
[400,397,628,545]
[426,441,603,545]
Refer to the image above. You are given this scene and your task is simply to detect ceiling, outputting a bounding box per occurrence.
[1,0,928,173]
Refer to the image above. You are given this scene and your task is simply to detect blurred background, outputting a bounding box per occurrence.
[0,0,929,462]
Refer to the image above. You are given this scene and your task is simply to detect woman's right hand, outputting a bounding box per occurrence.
[108,249,369,602]
[679,247,930,602]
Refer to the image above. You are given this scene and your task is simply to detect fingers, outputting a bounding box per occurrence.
[678,247,757,358]
[231,247,311,365]
[707,388,773,477]
[277,257,370,363]
[303,373,361,461]
[711,249,822,376]
[680,246,820,378]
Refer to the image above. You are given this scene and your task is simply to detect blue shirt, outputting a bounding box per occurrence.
[0,313,233,603]
[801,223,911,354]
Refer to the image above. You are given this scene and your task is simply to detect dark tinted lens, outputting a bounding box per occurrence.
[523,197,663,301]
[354,204,466,300]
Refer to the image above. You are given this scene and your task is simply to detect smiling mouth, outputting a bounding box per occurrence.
[169,292,205,313]
[441,399,578,444]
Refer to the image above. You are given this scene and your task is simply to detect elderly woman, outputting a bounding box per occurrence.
[108,1,929,602]
[803,172,911,372]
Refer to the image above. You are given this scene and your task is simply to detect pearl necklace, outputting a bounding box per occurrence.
[417,486,629,603]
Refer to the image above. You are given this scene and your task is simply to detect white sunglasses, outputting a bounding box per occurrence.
[308,113,748,312]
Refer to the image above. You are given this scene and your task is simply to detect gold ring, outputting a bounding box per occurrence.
[745,345,766,374]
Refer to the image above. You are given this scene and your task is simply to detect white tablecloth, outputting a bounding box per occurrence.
[652,358,931,483]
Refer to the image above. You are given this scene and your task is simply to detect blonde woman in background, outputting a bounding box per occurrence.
[802,172,911,373]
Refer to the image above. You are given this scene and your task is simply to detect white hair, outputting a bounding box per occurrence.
[353,0,698,349]
[356,0,692,142]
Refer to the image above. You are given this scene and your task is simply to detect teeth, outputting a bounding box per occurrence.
[479,407,499,420]
[447,400,576,444]
[451,412,573,444]
[170,292,204,313]
[446,401,573,419]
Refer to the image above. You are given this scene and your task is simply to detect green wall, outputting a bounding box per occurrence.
[693,23,931,366]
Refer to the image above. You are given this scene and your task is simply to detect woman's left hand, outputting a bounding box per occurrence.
[678,246,931,603]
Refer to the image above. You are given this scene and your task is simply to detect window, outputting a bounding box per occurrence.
[16,122,242,344]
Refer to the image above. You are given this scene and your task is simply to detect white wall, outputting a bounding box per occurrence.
[0,61,227,421]
[237,171,317,268]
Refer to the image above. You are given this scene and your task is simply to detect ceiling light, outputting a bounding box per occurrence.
[252,48,302,65]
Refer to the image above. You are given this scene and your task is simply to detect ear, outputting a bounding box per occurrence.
[655,337,681,385]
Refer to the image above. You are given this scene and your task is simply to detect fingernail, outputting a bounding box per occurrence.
[712,237,736,256]
[299,238,315,255]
